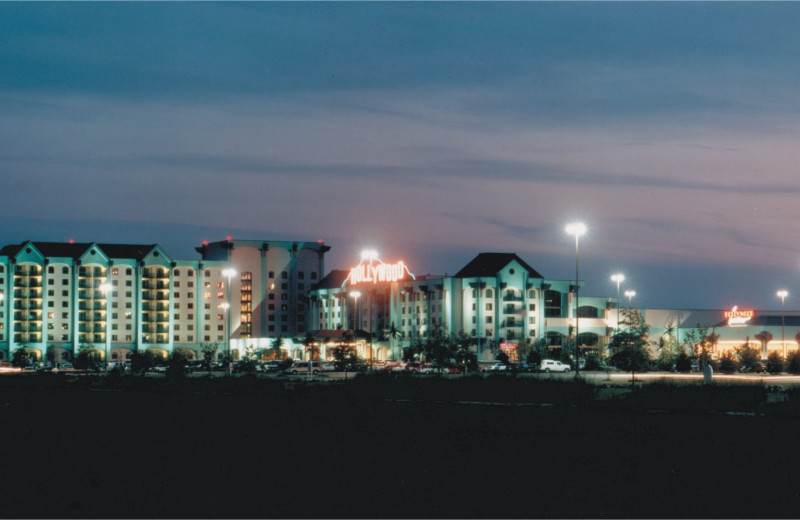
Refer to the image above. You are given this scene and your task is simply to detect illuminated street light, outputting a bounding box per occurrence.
[100,283,112,365]
[778,290,788,357]
[565,222,586,377]
[221,268,236,370]
[610,273,625,332]
[350,291,362,358]
[624,290,636,330]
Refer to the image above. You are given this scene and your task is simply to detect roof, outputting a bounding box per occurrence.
[0,241,159,261]
[312,269,349,290]
[454,253,543,279]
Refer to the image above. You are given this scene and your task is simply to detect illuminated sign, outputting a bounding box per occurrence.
[343,253,415,287]
[724,306,755,327]
[499,343,517,350]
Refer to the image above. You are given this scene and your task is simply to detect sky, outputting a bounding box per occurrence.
[2,2,800,311]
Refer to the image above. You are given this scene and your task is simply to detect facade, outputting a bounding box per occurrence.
[0,238,330,363]
[3,238,797,366]
[196,238,330,359]
[645,307,800,360]
[308,252,615,362]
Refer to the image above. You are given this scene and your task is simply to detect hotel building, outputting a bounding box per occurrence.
[1,238,798,365]
[0,238,329,363]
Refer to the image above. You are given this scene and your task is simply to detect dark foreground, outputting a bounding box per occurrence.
[1,374,799,518]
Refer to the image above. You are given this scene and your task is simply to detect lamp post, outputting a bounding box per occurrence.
[624,290,636,330]
[777,290,788,358]
[565,222,586,377]
[99,282,112,367]
[610,274,624,331]
[350,291,361,357]
[221,267,236,374]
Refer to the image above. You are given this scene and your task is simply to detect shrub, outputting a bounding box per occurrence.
[584,352,602,371]
[675,351,692,373]
[718,351,738,373]
[766,351,785,374]
[786,351,800,374]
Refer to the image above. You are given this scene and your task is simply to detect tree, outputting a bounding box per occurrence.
[718,350,738,374]
[675,351,692,373]
[453,332,478,372]
[685,325,715,369]
[786,351,800,374]
[270,335,285,360]
[166,348,193,379]
[11,346,33,368]
[382,322,401,361]
[74,344,102,371]
[236,345,260,374]
[735,340,760,372]
[130,349,159,376]
[332,331,359,379]
[766,351,785,374]
[201,343,219,375]
[609,312,651,387]
[302,332,319,361]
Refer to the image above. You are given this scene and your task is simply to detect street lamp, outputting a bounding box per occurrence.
[610,274,624,331]
[777,290,788,357]
[99,282,112,366]
[565,222,586,377]
[221,268,236,362]
[624,290,636,330]
[219,302,230,374]
[350,291,361,357]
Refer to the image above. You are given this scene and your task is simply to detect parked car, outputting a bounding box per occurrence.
[539,359,571,373]
[152,365,168,373]
[485,362,509,372]
[284,361,325,375]
[752,362,767,373]
[321,362,336,372]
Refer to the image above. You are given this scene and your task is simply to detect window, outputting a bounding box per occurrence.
[269,271,275,279]
[281,271,288,279]
[544,290,562,318]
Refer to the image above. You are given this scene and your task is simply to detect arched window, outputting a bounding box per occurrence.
[577,305,599,318]
[485,289,493,298]
[546,331,564,346]
[577,332,599,347]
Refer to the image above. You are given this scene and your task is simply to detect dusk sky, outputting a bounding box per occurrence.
[3,2,800,311]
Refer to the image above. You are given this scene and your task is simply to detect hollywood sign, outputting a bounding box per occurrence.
[724,306,755,327]
[346,261,414,287]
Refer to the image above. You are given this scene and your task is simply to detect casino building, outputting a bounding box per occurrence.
[1,238,798,365]
[307,251,615,362]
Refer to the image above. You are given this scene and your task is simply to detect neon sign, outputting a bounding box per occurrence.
[724,306,755,327]
[343,253,415,287]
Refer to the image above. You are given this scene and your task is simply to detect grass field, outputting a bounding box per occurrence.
[1,373,799,518]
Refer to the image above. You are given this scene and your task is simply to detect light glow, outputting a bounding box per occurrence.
[565,222,587,237]
[611,273,625,284]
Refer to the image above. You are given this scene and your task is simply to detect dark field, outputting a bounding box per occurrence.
[1,374,799,518]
